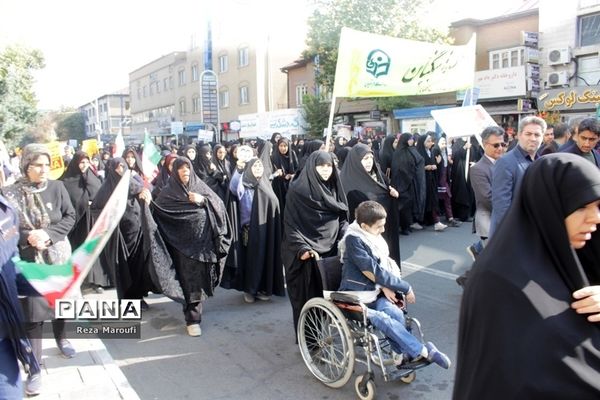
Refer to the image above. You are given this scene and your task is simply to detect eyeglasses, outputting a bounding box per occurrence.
[487,142,507,149]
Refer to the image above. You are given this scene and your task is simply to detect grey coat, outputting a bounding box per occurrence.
[469,155,494,238]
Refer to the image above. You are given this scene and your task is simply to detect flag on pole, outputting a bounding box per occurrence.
[113,130,125,157]
[332,27,476,98]
[142,131,161,183]
[14,171,131,307]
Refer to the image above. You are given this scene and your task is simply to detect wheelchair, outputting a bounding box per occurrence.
[297,256,431,400]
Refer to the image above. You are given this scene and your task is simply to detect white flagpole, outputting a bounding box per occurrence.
[325,96,337,151]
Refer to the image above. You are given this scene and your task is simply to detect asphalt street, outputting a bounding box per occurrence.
[101,222,475,400]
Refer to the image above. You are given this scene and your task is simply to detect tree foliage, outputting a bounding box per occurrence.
[301,94,330,137]
[55,109,86,142]
[21,109,86,146]
[0,45,45,146]
[303,0,449,94]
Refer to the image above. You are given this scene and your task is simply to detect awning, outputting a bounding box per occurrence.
[393,105,454,119]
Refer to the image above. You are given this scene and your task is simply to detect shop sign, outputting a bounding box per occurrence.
[539,86,600,110]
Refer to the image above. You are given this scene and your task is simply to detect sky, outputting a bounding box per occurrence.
[0,0,527,110]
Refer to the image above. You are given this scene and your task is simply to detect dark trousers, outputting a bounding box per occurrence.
[25,319,66,366]
[183,302,202,325]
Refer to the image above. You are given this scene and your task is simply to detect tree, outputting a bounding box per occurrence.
[304,0,448,94]
[0,45,45,146]
[301,94,330,137]
[55,109,86,142]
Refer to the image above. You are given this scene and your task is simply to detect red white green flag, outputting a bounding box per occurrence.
[14,171,131,307]
[142,130,161,183]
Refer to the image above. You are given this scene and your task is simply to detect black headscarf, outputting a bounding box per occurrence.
[153,157,230,262]
[378,135,397,174]
[256,139,274,177]
[271,137,299,176]
[92,158,142,208]
[60,151,101,221]
[284,151,348,254]
[339,144,401,265]
[122,147,144,176]
[298,140,325,171]
[454,153,600,399]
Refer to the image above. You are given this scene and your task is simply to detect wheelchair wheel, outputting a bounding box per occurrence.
[298,297,355,388]
[354,375,376,400]
[400,370,416,383]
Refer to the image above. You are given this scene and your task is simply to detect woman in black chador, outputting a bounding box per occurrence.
[222,157,284,303]
[153,157,230,336]
[270,137,298,218]
[91,158,154,305]
[390,133,421,235]
[60,151,103,289]
[454,154,600,399]
[282,151,348,335]
[340,143,401,266]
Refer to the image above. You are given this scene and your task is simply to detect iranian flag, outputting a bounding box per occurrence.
[142,131,161,184]
[14,171,131,307]
[113,130,125,157]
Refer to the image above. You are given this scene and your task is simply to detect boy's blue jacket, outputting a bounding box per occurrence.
[338,234,411,294]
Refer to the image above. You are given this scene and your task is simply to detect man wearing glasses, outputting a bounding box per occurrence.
[560,118,600,167]
[489,116,546,237]
[457,126,506,286]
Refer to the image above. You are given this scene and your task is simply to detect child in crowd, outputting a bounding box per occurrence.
[338,200,451,369]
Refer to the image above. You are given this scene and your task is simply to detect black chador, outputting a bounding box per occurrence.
[282,151,348,334]
[339,143,401,266]
[454,154,600,399]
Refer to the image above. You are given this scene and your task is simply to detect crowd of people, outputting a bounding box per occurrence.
[2,118,600,398]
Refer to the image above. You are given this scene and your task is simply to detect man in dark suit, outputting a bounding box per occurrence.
[489,116,546,236]
[539,122,570,156]
[457,126,506,287]
[560,117,600,167]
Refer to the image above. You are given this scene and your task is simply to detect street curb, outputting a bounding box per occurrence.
[85,337,140,400]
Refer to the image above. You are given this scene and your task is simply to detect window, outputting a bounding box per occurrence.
[295,84,308,106]
[143,86,147,97]
[577,54,600,86]
[179,98,186,115]
[191,64,199,81]
[239,86,249,104]
[238,47,249,67]
[579,13,600,47]
[156,81,161,94]
[489,46,528,69]
[219,89,230,108]
[178,69,186,86]
[169,76,174,89]
[492,53,500,69]
[192,96,200,113]
[163,78,168,91]
[149,83,154,96]
[219,55,228,73]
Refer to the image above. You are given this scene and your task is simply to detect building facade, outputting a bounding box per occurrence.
[79,91,130,140]
[537,0,600,121]
[449,1,540,132]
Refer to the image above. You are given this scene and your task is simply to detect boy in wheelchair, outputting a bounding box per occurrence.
[338,200,451,369]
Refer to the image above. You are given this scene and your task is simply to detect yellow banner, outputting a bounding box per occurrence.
[46,141,65,180]
[82,139,99,156]
[332,28,476,98]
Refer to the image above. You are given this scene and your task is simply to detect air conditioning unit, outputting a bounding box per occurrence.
[547,71,569,86]
[547,47,571,65]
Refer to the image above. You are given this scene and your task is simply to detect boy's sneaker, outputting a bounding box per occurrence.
[434,222,447,231]
[425,342,451,369]
[243,293,255,303]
